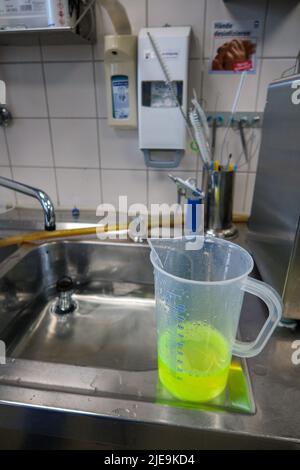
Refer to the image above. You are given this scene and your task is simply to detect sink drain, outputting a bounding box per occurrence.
[54,276,77,315]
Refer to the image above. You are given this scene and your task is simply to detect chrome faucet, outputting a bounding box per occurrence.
[0,176,56,231]
[168,174,204,204]
[168,174,204,235]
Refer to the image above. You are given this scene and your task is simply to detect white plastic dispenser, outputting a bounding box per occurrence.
[138,27,191,168]
[104,35,137,128]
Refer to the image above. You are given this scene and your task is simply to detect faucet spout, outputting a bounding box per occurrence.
[0,176,56,231]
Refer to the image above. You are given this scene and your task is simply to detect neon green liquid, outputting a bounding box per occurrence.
[158,322,231,403]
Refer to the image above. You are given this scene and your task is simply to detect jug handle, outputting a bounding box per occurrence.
[232,277,283,358]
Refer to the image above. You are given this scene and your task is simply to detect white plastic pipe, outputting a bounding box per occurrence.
[0,80,6,105]
[221,71,247,164]
[99,0,132,35]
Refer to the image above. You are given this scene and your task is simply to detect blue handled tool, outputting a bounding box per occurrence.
[168,174,204,235]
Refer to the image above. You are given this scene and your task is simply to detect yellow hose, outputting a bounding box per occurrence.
[0,215,246,249]
[0,224,129,249]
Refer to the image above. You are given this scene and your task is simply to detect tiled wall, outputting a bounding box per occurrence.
[0,0,299,215]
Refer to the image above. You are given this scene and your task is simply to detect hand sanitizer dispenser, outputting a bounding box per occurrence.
[104,35,138,128]
[138,27,191,168]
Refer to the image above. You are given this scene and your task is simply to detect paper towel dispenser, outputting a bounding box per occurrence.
[138,26,191,168]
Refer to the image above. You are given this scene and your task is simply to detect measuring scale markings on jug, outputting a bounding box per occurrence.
[151,237,282,404]
[158,291,231,402]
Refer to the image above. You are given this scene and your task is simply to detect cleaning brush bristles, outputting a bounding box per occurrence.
[189,108,210,167]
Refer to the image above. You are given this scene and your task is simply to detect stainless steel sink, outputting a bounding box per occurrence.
[0,240,254,416]
[0,244,16,264]
[2,241,155,371]
[0,215,298,449]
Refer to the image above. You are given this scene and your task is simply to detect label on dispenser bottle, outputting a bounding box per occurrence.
[111,75,129,120]
[0,0,47,16]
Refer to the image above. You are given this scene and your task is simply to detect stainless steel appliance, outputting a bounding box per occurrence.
[248,74,300,320]
[0,0,95,45]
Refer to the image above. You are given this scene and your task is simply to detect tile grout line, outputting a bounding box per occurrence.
[244,0,270,214]
[200,0,207,109]
[39,40,60,206]
[3,166,152,172]
[92,45,104,204]
[0,59,104,65]
[2,127,17,206]
[194,0,206,181]
[202,0,207,67]
[146,0,149,206]
[260,0,271,61]
[146,167,149,209]
[145,0,149,27]
[10,117,107,120]
[2,165,205,172]
[254,0,270,113]
[1,56,298,65]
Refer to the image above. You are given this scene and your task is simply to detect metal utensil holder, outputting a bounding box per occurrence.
[202,167,238,239]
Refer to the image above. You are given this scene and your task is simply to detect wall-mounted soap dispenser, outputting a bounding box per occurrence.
[138,27,191,168]
[104,35,137,128]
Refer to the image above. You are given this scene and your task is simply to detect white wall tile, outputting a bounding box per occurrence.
[204,0,267,59]
[148,0,205,59]
[12,167,57,208]
[148,170,196,206]
[44,62,96,117]
[264,0,300,57]
[196,171,203,186]
[6,119,53,167]
[51,119,99,168]
[94,0,146,60]
[0,128,9,166]
[0,63,47,117]
[95,62,107,118]
[210,126,261,172]
[42,45,92,62]
[2,0,297,216]
[56,168,101,208]
[0,167,16,209]
[0,46,41,63]
[188,59,202,103]
[178,144,198,171]
[256,58,296,112]
[202,59,260,111]
[102,169,147,207]
[99,119,144,169]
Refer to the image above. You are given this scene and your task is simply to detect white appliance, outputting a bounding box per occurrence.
[138,26,191,168]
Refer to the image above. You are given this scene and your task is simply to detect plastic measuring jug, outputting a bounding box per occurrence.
[149,236,282,403]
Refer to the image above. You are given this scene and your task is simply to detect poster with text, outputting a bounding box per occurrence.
[210,20,261,74]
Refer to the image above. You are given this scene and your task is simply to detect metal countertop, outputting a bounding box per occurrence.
[0,209,299,449]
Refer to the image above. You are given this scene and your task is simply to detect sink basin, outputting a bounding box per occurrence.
[0,244,17,263]
[0,240,254,415]
[0,241,155,371]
